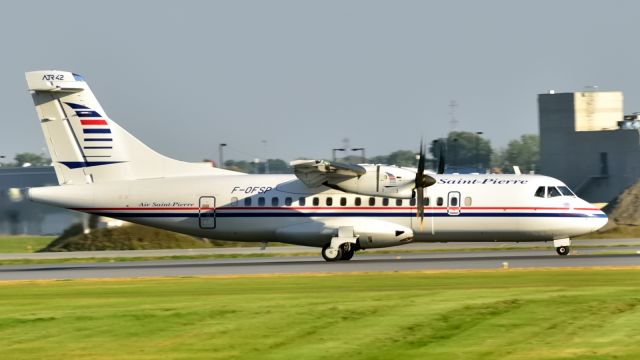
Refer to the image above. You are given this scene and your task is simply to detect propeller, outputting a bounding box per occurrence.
[414,140,436,225]
[436,140,446,175]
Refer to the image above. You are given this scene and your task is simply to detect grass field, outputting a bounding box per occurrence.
[0,236,54,253]
[0,269,639,359]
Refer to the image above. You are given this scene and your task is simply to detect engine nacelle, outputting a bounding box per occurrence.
[327,165,416,198]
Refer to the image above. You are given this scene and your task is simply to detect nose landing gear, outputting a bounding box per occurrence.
[555,246,570,256]
[553,238,571,256]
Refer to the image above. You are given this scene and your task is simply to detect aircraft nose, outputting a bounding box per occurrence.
[591,210,609,232]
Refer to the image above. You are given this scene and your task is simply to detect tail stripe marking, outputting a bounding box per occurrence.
[75,110,102,117]
[83,129,111,134]
[59,161,125,169]
[64,102,90,109]
[84,138,112,142]
[80,119,108,125]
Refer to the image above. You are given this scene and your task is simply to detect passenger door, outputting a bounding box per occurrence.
[199,196,216,229]
[447,191,461,216]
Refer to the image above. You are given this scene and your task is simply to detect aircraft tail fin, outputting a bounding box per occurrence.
[26,70,236,185]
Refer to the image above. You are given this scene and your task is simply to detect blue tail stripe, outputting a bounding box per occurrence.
[64,102,90,109]
[83,129,111,134]
[59,161,125,169]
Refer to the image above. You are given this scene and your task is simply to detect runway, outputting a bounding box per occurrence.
[1,248,639,281]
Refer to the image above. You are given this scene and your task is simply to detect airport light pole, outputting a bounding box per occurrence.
[475,132,484,169]
[351,148,366,163]
[262,140,269,174]
[332,148,345,162]
[218,143,227,169]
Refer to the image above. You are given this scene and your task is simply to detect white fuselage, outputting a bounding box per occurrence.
[28,173,608,249]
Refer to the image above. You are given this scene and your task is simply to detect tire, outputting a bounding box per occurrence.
[322,245,342,262]
[341,248,355,261]
[556,246,570,256]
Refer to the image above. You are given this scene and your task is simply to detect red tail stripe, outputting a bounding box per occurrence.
[80,119,108,125]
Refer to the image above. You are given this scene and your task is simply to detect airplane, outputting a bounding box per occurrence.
[24,70,608,261]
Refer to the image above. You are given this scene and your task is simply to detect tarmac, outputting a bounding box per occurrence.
[1,238,639,260]
[0,240,638,281]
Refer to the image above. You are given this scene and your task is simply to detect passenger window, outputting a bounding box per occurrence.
[230,197,239,206]
[423,197,430,206]
[534,186,546,198]
[312,197,319,206]
[299,197,306,206]
[437,197,443,206]
[558,186,575,196]
[244,197,252,206]
[547,187,561,197]
[285,197,292,206]
[271,197,279,206]
[258,197,266,206]
[340,197,347,206]
[382,198,389,206]
[450,197,458,206]
[410,198,416,206]
[355,197,362,206]
[326,197,333,206]
[464,197,472,206]
[396,199,403,206]
[369,197,376,206]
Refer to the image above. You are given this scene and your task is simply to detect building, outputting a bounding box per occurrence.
[0,166,78,234]
[538,90,640,203]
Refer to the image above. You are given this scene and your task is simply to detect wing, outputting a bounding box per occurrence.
[289,160,366,188]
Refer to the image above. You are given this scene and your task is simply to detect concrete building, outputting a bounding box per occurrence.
[0,166,78,234]
[538,90,640,203]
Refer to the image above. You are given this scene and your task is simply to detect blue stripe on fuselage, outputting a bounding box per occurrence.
[87,211,607,219]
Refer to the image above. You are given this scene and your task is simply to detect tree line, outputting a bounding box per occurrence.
[224,132,539,174]
[0,132,539,174]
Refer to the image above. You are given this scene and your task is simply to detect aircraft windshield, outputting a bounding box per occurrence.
[548,187,561,197]
[558,186,576,196]
[534,186,576,198]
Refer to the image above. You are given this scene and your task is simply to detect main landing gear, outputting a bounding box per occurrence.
[322,243,356,261]
[322,226,359,262]
[554,238,571,256]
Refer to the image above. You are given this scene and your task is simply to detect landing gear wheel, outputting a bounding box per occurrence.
[322,245,343,262]
[340,243,355,261]
[556,246,570,256]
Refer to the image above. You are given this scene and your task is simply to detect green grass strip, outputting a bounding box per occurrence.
[0,268,639,359]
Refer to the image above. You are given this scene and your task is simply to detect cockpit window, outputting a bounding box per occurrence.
[558,186,576,196]
[547,187,562,197]
[534,186,545,198]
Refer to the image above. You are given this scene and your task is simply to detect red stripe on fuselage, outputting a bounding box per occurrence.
[70,206,601,212]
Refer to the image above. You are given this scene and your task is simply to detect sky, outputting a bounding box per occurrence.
[1,0,639,163]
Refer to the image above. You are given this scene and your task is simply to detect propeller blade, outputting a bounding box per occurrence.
[416,139,425,177]
[416,186,424,225]
[437,140,446,174]
[414,139,437,226]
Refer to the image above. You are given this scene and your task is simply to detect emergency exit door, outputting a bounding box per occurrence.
[199,196,216,229]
